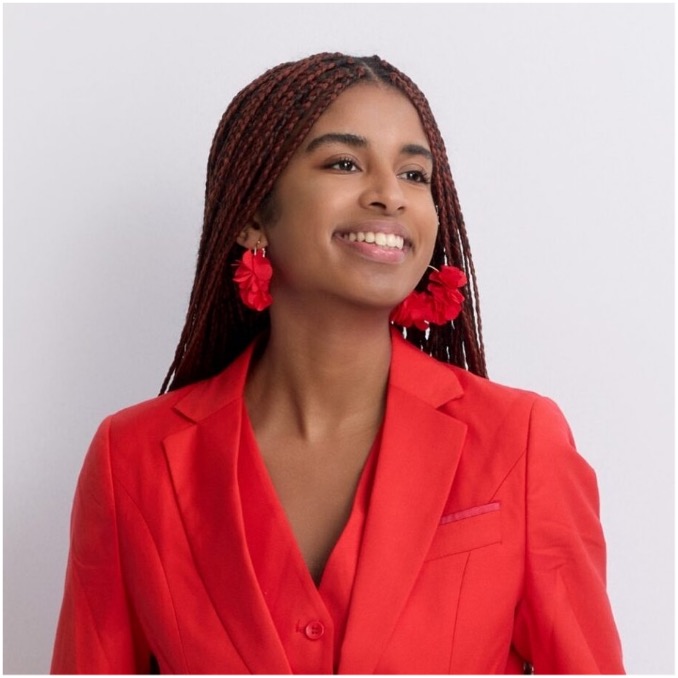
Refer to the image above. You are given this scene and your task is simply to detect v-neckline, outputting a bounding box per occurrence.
[239,401,381,592]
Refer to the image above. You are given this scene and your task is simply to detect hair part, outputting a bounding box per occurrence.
[161,53,487,393]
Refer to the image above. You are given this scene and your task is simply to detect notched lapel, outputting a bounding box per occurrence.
[161,331,469,673]
[340,370,468,673]
[163,366,290,673]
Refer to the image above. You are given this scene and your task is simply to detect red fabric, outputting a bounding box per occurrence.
[239,406,380,673]
[51,330,624,674]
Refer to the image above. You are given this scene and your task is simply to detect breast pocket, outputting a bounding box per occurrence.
[425,501,502,561]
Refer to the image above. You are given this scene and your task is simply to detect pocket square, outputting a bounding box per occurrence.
[440,501,501,525]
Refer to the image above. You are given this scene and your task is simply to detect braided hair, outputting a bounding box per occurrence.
[161,53,487,393]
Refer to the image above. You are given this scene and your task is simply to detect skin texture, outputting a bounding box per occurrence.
[237,84,439,582]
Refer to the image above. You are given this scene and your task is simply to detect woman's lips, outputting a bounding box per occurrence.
[341,231,405,249]
[333,232,408,264]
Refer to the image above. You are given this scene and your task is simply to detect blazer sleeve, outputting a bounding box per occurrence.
[512,396,625,674]
[51,417,150,674]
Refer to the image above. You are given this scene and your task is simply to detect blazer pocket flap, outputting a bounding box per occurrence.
[426,502,502,560]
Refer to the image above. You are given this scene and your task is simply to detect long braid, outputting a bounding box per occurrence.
[162,53,487,393]
[368,57,487,377]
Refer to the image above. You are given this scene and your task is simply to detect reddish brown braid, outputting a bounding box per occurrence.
[161,53,487,393]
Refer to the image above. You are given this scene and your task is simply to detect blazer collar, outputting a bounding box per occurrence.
[388,327,464,407]
[171,328,464,424]
[170,341,257,423]
[164,329,467,674]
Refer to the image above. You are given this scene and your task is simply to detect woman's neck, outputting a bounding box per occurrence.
[245,305,392,444]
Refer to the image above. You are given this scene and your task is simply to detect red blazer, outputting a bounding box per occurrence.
[52,332,624,674]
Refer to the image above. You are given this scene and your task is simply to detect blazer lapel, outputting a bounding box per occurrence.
[163,346,291,674]
[339,332,468,674]
[161,331,468,674]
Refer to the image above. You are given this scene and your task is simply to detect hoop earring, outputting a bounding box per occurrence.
[390,264,466,330]
[233,242,273,311]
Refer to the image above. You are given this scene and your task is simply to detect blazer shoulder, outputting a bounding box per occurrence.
[443,362,573,442]
[446,365,542,400]
[104,344,254,442]
[447,362,540,409]
[391,332,554,422]
[105,381,200,442]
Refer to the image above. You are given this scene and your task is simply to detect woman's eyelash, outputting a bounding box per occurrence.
[324,158,431,184]
[326,157,358,171]
[402,169,431,185]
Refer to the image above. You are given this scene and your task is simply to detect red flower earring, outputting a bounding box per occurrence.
[233,244,273,311]
[390,265,467,330]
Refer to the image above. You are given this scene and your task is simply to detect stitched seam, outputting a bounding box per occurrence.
[425,534,502,562]
[112,474,190,673]
[559,568,601,670]
[70,556,116,671]
[102,417,148,671]
[447,551,471,672]
[523,397,541,603]
[515,397,539,662]
[481,393,538,501]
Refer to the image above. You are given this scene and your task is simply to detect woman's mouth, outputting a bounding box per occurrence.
[339,231,405,250]
[333,230,410,264]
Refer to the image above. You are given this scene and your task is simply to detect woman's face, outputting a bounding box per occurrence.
[255,83,439,312]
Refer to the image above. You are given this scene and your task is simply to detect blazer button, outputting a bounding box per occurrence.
[304,620,325,640]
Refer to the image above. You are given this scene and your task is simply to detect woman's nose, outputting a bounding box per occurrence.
[360,169,406,214]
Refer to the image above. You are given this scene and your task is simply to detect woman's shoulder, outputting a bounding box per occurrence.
[103,380,205,444]
[391,334,573,451]
[442,361,574,446]
[104,346,254,441]
[394,333,538,402]
[450,358,564,410]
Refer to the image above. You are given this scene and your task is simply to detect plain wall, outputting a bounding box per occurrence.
[4,3,674,673]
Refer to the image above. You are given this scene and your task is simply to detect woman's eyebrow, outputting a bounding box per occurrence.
[305,133,367,153]
[402,144,433,162]
[304,133,432,162]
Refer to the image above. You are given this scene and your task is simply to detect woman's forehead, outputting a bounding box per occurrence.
[303,84,429,149]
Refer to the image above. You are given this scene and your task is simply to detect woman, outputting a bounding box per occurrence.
[51,53,624,674]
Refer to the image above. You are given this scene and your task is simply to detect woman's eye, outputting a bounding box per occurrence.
[327,158,359,172]
[400,169,431,184]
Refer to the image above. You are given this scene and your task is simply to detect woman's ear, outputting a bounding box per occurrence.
[236,222,269,249]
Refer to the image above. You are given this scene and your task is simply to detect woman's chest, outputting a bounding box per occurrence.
[257,431,375,583]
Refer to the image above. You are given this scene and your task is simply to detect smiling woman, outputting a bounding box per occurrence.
[238,86,438,317]
[51,53,624,675]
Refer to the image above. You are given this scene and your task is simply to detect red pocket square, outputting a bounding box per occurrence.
[440,501,501,525]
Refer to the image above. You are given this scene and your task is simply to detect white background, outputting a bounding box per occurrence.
[4,4,674,674]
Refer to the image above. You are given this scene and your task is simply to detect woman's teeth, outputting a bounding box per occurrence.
[341,232,405,249]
